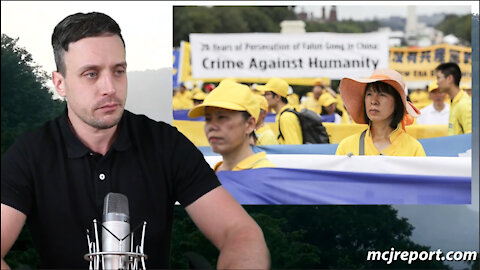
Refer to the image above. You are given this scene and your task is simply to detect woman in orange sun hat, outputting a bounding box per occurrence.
[335,68,426,156]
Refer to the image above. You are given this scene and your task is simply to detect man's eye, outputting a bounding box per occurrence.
[85,72,97,78]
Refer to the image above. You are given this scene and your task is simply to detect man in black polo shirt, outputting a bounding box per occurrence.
[1,12,269,269]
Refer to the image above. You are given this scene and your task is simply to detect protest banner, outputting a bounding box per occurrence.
[389,44,472,84]
[189,32,390,79]
[176,36,471,87]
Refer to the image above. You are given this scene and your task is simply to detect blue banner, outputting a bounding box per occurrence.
[173,49,180,89]
[174,109,204,121]
[217,167,470,204]
[199,133,471,157]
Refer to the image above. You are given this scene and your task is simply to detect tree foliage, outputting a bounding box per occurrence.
[435,14,472,45]
[173,6,296,47]
[306,19,380,33]
[2,33,66,268]
[171,205,451,269]
[1,34,65,155]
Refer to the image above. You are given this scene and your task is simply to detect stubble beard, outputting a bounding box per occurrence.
[78,105,125,130]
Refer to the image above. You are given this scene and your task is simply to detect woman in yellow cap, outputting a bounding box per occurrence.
[253,94,278,145]
[192,91,206,106]
[336,68,426,156]
[321,95,342,123]
[188,80,276,172]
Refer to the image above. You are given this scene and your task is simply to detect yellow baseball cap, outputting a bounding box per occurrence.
[428,81,439,92]
[313,78,330,87]
[188,79,260,121]
[319,92,335,106]
[254,94,269,112]
[256,77,289,97]
[192,91,206,101]
[323,95,337,107]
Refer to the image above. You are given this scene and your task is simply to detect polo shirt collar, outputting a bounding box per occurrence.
[60,108,131,158]
[451,89,466,105]
[213,152,269,172]
[366,122,403,142]
[234,152,268,170]
[111,112,131,152]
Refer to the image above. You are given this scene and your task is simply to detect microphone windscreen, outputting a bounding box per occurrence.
[103,192,129,216]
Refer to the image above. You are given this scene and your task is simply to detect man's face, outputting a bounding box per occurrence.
[429,89,446,104]
[325,103,337,115]
[435,71,450,93]
[312,85,323,99]
[53,35,127,130]
[263,91,277,108]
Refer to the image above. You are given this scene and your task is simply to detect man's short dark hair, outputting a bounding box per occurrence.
[435,62,462,86]
[364,81,405,129]
[52,12,125,75]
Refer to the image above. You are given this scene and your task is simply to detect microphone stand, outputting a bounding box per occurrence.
[84,219,148,270]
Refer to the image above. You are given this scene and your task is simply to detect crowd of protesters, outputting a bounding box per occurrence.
[172,62,472,170]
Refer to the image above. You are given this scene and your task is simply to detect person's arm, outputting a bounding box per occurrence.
[1,204,27,269]
[324,86,337,98]
[459,102,472,134]
[185,186,270,269]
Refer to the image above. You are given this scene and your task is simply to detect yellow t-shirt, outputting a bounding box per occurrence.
[409,90,431,110]
[255,125,279,145]
[287,93,300,106]
[448,90,471,135]
[300,93,322,114]
[172,91,193,110]
[275,105,303,145]
[336,124,426,156]
[213,152,276,172]
[190,87,202,96]
[409,90,429,103]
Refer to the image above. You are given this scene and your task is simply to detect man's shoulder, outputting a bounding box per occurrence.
[451,95,471,113]
[3,114,65,160]
[123,110,174,130]
[122,110,185,143]
[459,93,472,105]
[279,108,299,121]
[15,114,63,143]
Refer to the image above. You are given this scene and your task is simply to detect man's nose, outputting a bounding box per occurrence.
[100,73,116,95]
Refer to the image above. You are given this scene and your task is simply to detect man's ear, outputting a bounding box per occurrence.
[447,74,455,85]
[52,71,66,97]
